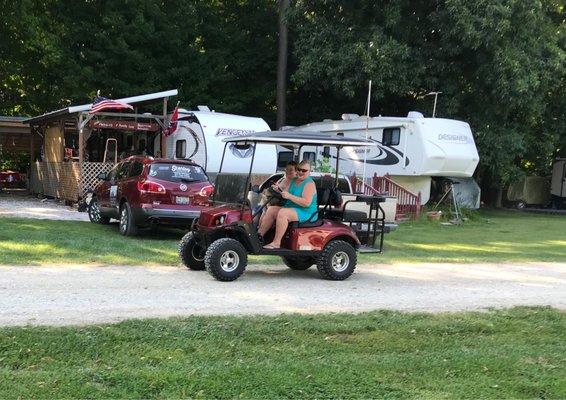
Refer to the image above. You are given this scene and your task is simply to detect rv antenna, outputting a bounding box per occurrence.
[362,80,372,186]
[425,91,442,117]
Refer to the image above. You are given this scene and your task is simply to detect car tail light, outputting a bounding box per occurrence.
[137,179,166,194]
[198,185,214,198]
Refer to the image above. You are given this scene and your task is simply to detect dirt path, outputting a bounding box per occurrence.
[1,262,564,326]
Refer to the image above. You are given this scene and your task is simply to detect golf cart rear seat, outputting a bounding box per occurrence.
[290,186,338,228]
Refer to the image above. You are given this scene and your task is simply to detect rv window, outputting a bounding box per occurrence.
[303,152,316,163]
[176,140,187,158]
[277,151,294,169]
[383,128,400,146]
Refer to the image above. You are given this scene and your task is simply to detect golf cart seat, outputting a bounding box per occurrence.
[290,185,341,228]
[325,208,368,222]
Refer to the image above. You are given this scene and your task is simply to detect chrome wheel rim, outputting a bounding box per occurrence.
[331,251,350,272]
[120,207,127,232]
[90,201,100,222]
[219,250,240,272]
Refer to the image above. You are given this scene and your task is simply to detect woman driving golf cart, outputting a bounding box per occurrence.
[259,160,317,249]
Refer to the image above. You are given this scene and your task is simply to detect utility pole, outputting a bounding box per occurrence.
[276,0,290,129]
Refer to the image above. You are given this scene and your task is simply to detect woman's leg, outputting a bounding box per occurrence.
[266,208,298,248]
[258,206,281,236]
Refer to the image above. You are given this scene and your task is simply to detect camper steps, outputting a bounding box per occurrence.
[395,213,412,222]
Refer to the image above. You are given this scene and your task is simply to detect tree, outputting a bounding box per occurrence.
[0,0,279,124]
[289,0,565,202]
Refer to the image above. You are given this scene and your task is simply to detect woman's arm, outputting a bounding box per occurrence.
[281,181,316,207]
[272,177,289,191]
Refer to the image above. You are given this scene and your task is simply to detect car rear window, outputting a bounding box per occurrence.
[148,163,207,183]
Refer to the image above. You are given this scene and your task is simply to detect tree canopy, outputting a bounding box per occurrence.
[1,0,564,195]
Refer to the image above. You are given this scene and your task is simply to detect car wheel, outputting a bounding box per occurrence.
[205,238,248,281]
[179,232,206,270]
[119,202,138,236]
[282,256,315,270]
[88,198,110,224]
[316,240,357,280]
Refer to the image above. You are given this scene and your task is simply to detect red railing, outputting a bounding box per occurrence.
[349,173,422,220]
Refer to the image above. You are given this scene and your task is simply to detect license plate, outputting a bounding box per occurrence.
[176,196,190,205]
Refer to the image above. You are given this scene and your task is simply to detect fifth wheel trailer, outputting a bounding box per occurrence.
[286,112,480,206]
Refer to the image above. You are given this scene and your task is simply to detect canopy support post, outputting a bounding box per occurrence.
[160,97,168,157]
[78,114,84,164]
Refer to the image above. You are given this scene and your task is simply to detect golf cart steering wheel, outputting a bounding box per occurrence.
[267,186,284,200]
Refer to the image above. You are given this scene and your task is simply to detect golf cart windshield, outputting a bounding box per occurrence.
[213,173,248,204]
[216,130,377,205]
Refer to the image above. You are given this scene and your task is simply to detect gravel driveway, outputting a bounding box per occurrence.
[0,194,89,221]
[1,262,564,326]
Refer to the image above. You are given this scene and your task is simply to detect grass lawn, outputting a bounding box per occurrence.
[0,307,564,398]
[0,209,564,266]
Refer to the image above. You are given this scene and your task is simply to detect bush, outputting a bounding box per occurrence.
[0,151,30,172]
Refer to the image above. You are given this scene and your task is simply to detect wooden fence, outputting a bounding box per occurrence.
[30,162,114,201]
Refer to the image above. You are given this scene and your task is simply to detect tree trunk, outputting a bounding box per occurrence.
[276,0,290,129]
[495,187,503,208]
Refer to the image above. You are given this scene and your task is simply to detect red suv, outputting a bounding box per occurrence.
[88,156,213,235]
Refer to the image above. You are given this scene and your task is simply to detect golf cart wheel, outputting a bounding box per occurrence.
[316,240,357,280]
[119,201,138,236]
[282,256,315,270]
[88,198,110,224]
[179,232,206,270]
[205,238,248,281]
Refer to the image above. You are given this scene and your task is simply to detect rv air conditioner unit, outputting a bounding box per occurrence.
[407,111,424,118]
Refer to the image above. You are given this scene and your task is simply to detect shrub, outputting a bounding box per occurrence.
[0,151,30,172]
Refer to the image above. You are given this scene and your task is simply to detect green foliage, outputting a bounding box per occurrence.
[290,0,565,189]
[0,0,279,123]
[313,156,335,173]
[0,151,29,172]
[0,307,564,398]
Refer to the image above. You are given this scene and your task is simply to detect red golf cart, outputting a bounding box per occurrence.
[179,131,388,281]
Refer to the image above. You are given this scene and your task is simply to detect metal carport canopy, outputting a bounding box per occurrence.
[24,89,178,125]
[222,130,377,147]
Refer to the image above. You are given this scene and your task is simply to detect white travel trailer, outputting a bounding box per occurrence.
[156,107,276,177]
[286,112,480,206]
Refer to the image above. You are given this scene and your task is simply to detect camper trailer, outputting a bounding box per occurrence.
[551,158,566,208]
[156,107,276,177]
[286,112,480,206]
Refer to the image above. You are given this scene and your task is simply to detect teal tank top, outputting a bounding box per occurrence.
[283,177,318,222]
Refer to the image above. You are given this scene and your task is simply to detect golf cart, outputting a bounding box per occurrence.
[179,130,388,281]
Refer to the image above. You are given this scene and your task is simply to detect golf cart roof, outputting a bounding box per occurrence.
[223,130,377,147]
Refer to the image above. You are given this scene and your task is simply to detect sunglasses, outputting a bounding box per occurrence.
[297,168,309,173]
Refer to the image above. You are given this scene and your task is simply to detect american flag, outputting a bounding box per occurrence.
[89,95,134,114]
